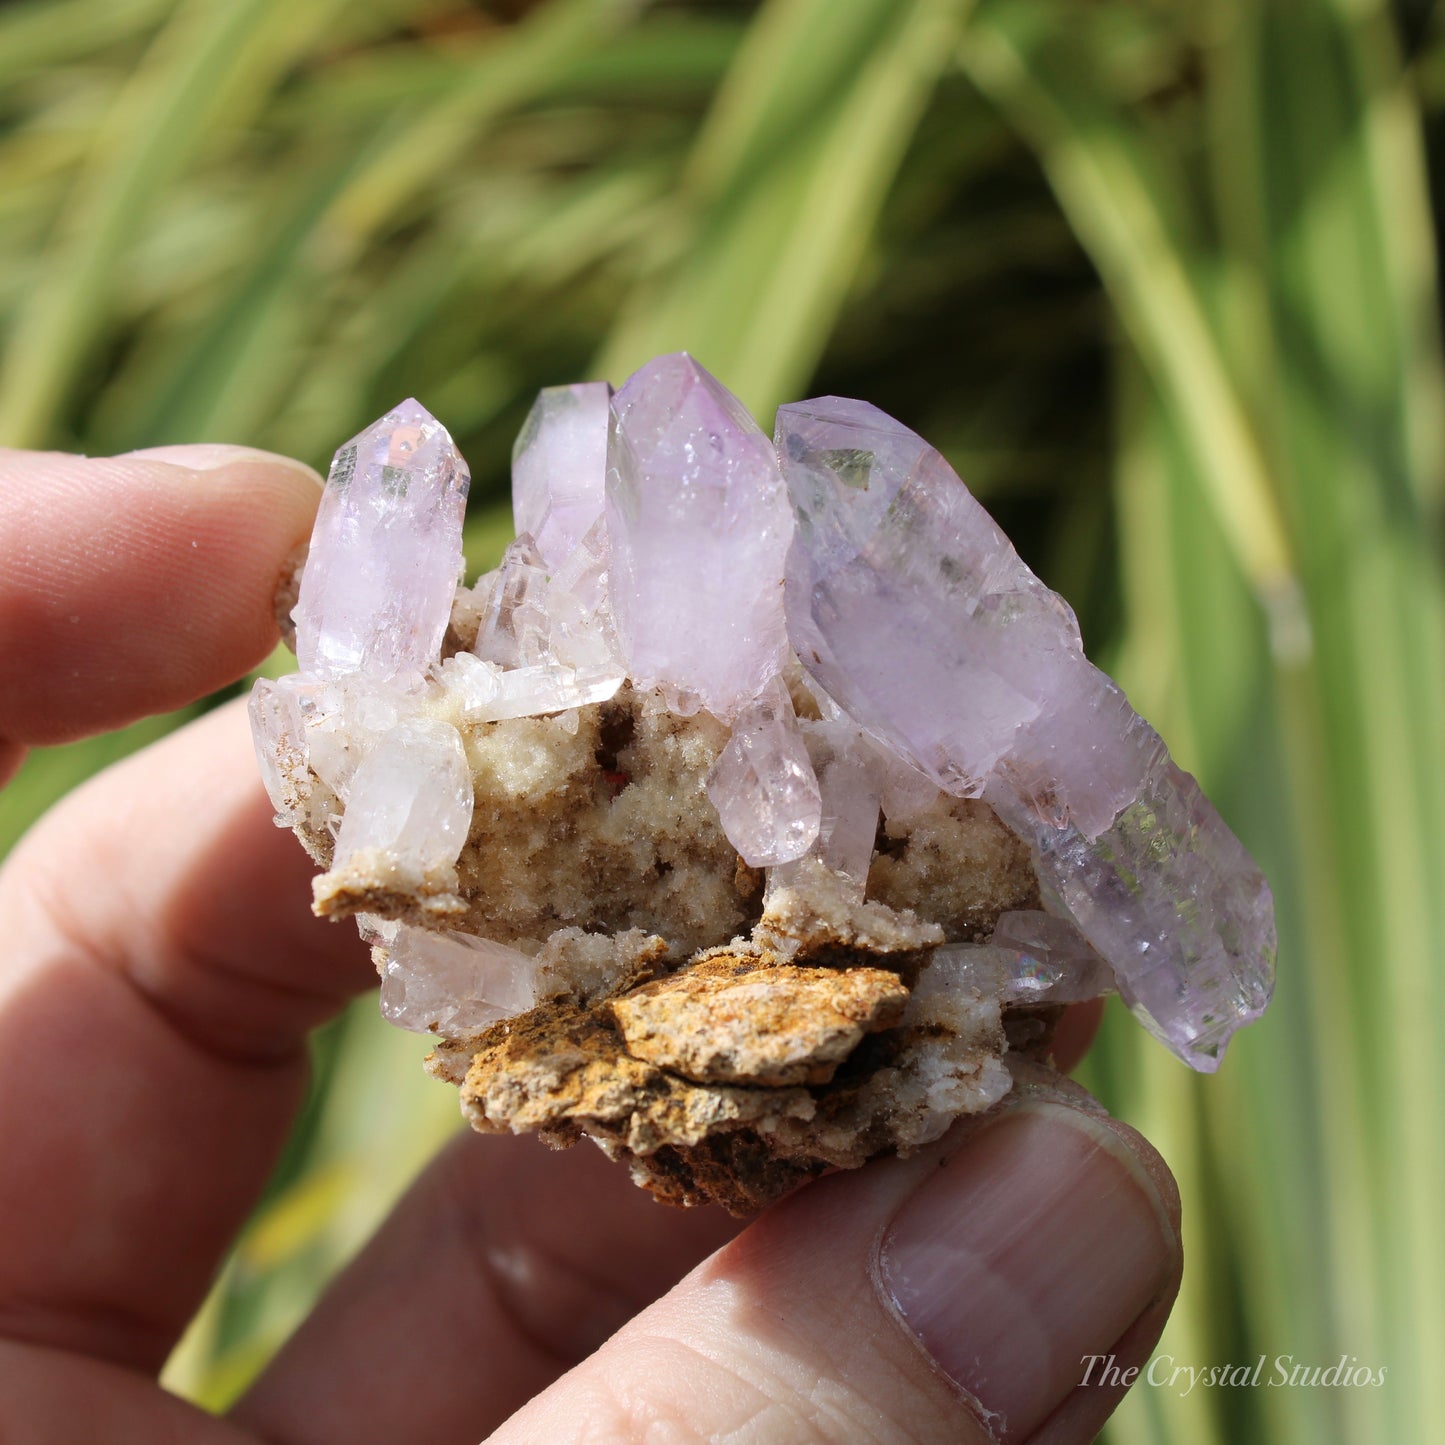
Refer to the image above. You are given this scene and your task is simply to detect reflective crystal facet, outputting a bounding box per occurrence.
[989,909,1115,1001]
[606,353,791,718]
[294,398,469,685]
[927,911,1114,1005]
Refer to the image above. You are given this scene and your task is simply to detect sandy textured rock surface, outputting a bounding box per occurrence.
[420,806,1034,1214]
[610,956,910,1087]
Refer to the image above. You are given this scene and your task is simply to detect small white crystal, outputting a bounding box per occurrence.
[331,716,474,886]
[299,675,404,799]
[249,676,310,827]
[469,522,624,715]
[705,676,821,867]
[473,535,550,670]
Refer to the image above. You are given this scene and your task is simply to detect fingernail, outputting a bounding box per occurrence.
[119,444,322,485]
[879,1101,1178,1440]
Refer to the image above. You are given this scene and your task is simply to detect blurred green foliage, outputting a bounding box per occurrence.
[1,1,1442,1441]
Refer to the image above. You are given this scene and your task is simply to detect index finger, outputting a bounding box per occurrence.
[0,446,374,1372]
[0,445,320,754]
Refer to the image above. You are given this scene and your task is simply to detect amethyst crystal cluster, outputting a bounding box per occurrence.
[252,354,1275,1074]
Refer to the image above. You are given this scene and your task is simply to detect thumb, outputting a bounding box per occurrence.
[492,1084,1182,1444]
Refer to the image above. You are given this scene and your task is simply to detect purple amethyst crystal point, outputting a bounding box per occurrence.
[778,395,1276,1069]
[294,398,469,685]
[987,768,1276,1071]
[778,396,1055,797]
[606,353,791,718]
[512,381,611,568]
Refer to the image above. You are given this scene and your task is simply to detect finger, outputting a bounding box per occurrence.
[0,700,373,1373]
[1052,996,1105,1074]
[0,1338,259,1445]
[0,740,23,789]
[232,1019,1112,1445]
[0,444,320,748]
[233,1130,742,1445]
[488,1089,1181,1445]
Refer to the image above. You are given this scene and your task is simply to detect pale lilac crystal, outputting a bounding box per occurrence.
[778,397,1152,836]
[778,395,1275,1069]
[606,353,791,718]
[987,766,1275,1070]
[705,676,821,866]
[511,382,611,567]
[294,398,468,685]
[331,716,473,885]
[875,746,940,826]
[365,917,535,1035]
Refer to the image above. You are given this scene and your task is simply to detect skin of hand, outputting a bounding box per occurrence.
[0,444,1182,1445]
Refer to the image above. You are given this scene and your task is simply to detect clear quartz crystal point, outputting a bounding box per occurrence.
[364,917,536,1035]
[512,381,612,567]
[798,717,883,892]
[705,676,821,866]
[606,353,791,718]
[294,398,469,685]
[249,676,311,828]
[929,911,1115,1005]
[778,395,1275,1070]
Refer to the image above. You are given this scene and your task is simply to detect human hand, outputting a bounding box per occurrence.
[0,444,1182,1443]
